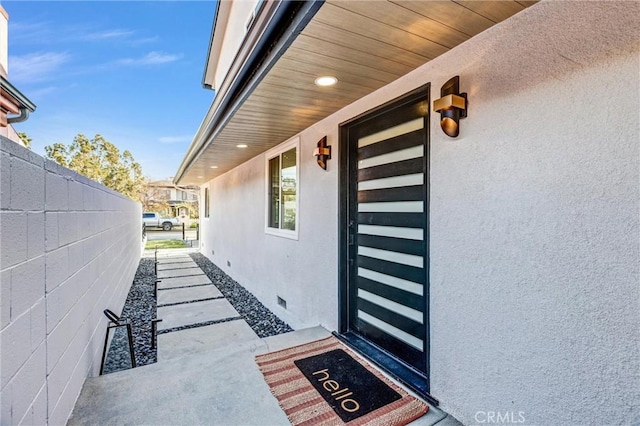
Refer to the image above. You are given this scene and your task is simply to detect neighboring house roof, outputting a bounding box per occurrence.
[146,181,199,205]
[175,0,535,185]
[148,179,178,188]
[148,180,198,191]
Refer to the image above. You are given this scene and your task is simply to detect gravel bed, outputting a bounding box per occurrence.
[102,252,293,374]
[190,253,294,338]
[102,258,157,374]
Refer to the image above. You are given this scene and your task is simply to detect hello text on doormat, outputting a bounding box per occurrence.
[294,348,402,422]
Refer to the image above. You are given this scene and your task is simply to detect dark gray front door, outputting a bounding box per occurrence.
[340,87,430,382]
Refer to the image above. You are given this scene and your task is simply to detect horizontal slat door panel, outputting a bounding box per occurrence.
[357,128,425,160]
[357,299,424,340]
[358,212,425,228]
[358,146,423,170]
[358,267,424,296]
[357,234,424,256]
[358,185,424,203]
[358,276,424,311]
[355,318,427,372]
[358,255,425,284]
[358,157,423,182]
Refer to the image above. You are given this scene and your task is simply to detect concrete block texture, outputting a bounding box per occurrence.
[9,256,45,320]
[1,137,142,425]
[44,172,69,212]
[0,268,10,329]
[0,151,10,208]
[22,384,47,426]
[10,343,46,426]
[30,299,46,352]
[10,157,45,211]
[0,211,27,269]
[45,246,69,293]
[68,180,84,211]
[44,211,59,252]
[27,212,45,259]
[0,311,31,386]
[58,212,79,247]
[0,380,11,425]
[67,241,86,276]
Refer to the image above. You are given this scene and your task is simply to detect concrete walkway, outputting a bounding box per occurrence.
[68,249,460,426]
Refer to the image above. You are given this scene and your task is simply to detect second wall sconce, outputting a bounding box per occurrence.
[313,136,331,170]
[433,76,467,138]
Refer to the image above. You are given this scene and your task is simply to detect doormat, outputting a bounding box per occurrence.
[255,336,428,425]
[294,348,402,422]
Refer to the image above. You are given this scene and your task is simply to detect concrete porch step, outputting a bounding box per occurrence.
[69,327,458,426]
[158,320,260,361]
[68,328,329,425]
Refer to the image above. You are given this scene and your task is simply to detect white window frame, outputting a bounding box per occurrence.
[264,136,300,240]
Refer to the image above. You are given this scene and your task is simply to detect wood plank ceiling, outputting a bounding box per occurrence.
[179,0,535,185]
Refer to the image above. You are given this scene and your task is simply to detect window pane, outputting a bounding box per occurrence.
[268,156,280,228]
[204,188,210,218]
[281,148,296,231]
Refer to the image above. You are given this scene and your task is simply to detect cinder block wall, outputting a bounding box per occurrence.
[0,137,142,425]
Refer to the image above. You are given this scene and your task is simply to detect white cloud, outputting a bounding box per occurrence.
[8,21,52,44]
[118,51,182,66]
[158,136,191,144]
[9,52,71,84]
[26,86,59,99]
[84,29,135,40]
[26,83,78,101]
[129,36,160,46]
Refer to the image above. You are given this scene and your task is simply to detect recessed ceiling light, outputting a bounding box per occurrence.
[236,144,248,148]
[315,76,338,87]
[210,165,218,169]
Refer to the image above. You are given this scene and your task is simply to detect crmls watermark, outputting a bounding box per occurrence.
[474,411,526,424]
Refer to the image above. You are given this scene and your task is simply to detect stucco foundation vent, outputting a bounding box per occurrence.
[277,296,287,309]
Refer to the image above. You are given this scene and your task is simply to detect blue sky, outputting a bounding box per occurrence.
[3,0,217,180]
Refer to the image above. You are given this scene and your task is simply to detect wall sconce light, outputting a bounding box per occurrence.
[313,136,331,170]
[433,76,467,137]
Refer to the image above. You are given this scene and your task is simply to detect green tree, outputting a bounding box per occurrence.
[140,183,171,213]
[18,132,31,149]
[44,134,145,201]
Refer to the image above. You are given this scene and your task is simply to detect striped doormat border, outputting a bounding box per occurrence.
[255,336,428,425]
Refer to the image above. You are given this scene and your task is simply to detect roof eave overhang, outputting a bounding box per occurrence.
[174,0,324,185]
[0,75,37,113]
[176,1,538,186]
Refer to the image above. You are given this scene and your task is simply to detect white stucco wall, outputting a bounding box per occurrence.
[200,1,639,424]
[0,138,142,425]
[201,117,340,331]
[212,0,260,91]
[0,6,8,76]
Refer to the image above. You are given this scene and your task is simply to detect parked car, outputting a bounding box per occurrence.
[143,212,180,231]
